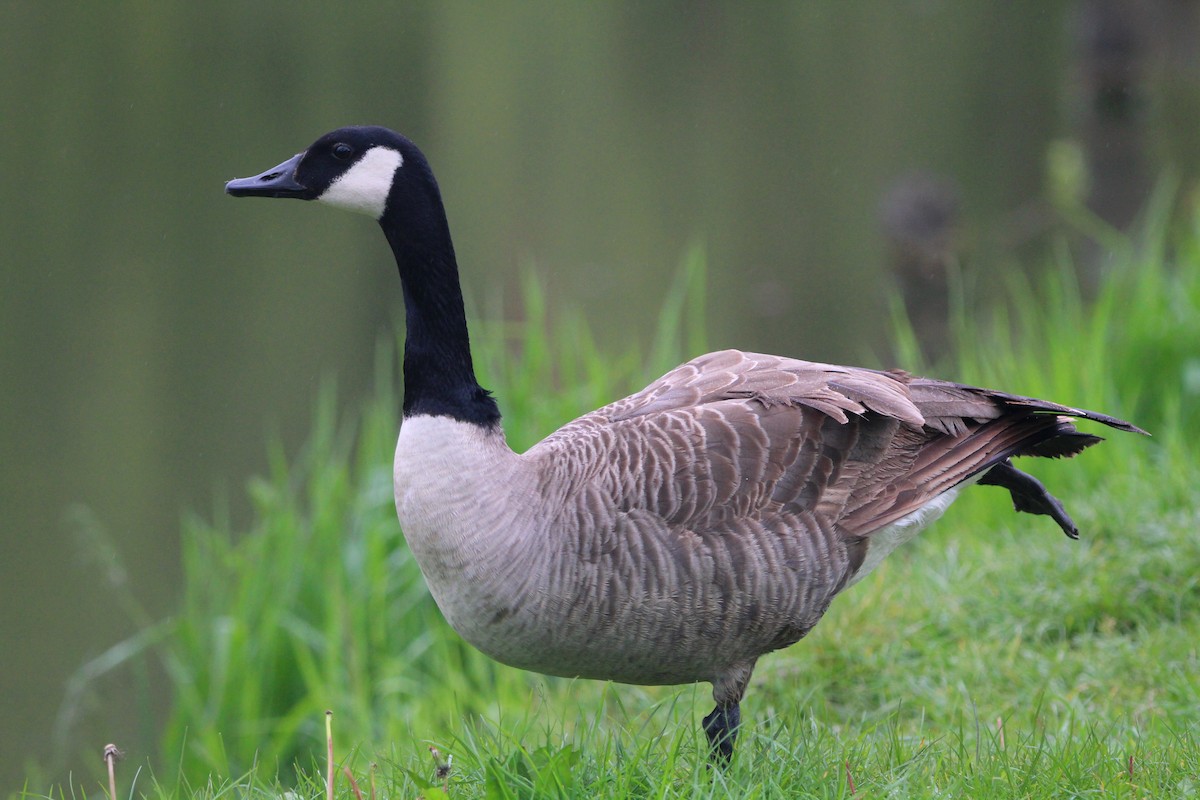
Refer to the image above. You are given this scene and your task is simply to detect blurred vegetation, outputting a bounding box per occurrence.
[7,3,1200,794]
[1,10,1072,771]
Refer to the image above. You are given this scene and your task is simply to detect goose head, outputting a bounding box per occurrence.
[225,125,427,221]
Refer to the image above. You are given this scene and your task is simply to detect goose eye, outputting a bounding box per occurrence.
[332,143,354,160]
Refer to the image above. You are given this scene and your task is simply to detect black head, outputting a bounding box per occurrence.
[225,126,422,220]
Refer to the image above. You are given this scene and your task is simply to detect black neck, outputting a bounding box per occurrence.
[380,191,500,427]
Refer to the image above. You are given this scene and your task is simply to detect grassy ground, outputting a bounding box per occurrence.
[29,208,1200,798]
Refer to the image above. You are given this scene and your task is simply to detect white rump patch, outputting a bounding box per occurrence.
[845,479,975,588]
[317,146,403,219]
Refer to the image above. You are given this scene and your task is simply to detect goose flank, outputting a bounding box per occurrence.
[226,126,1145,762]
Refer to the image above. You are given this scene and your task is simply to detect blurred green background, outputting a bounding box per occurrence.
[2,1,1197,791]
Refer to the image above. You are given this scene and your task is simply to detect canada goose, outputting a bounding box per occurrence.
[226,126,1144,762]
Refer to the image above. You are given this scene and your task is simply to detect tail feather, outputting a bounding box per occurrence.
[842,378,1146,537]
[1022,425,1104,459]
[906,377,1149,439]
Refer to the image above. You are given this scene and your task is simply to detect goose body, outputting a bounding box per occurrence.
[227,126,1143,761]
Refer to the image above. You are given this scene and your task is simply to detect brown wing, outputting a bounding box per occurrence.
[587,349,925,430]
[528,351,920,535]
[531,349,1140,537]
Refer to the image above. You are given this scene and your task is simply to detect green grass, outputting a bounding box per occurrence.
[34,206,1200,799]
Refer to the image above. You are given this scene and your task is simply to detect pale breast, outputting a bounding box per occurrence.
[393,415,549,656]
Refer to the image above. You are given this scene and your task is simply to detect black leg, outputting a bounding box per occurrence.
[702,702,741,763]
[979,459,1079,538]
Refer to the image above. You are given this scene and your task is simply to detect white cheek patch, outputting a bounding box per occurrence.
[317,146,404,219]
